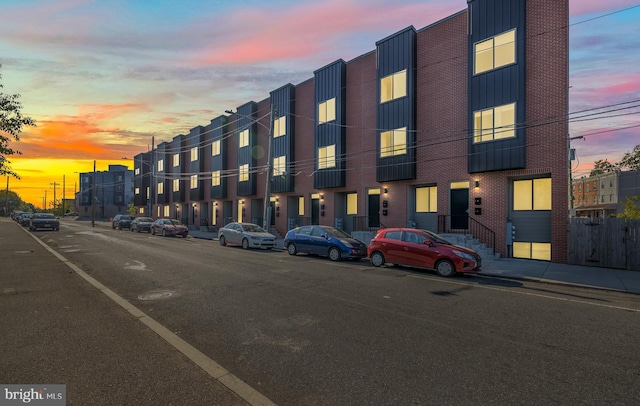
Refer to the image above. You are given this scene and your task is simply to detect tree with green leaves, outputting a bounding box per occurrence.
[1,68,36,178]
[617,145,640,171]
[617,196,640,220]
[589,159,617,177]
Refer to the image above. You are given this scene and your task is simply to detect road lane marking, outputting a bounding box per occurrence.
[24,226,278,406]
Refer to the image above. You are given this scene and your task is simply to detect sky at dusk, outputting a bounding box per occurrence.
[1,0,639,207]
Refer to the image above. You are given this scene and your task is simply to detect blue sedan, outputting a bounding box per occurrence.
[284,225,367,261]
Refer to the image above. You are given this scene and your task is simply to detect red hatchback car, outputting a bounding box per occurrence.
[367,228,481,277]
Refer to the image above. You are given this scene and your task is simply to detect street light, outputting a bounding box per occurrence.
[225,106,276,230]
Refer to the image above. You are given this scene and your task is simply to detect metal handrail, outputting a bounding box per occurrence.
[437,215,496,252]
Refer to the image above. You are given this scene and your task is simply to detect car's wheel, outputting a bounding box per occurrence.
[151,228,155,235]
[328,246,341,261]
[112,223,115,229]
[435,259,456,277]
[162,229,167,237]
[370,251,385,267]
[242,238,249,250]
[219,235,226,246]
[287,243,297,256]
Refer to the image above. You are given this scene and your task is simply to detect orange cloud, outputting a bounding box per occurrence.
[13,102,152,160]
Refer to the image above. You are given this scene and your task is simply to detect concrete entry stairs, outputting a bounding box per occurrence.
[438,233,501,264]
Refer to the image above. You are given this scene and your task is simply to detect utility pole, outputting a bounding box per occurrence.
[43,190,47,211]
[150,136,155,219]
[50,181,59,215]
[91,160,96,227]
[262,104,276,231]
[4,176,8,217]
[62,174,66,215]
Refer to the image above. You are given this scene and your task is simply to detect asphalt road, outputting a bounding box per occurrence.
[31,218,640,405]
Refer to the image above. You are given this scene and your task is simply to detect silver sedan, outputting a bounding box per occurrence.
[218,222,276,249]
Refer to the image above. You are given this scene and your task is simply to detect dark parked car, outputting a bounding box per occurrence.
[112,214,133,230]
[18,212,33,227]
[367,228,481,277]
[218,222,275,249]
[130,217,153,233]
[284,225,367,261]
[151,218,189,238]
[11,211,26,221]
[29,213,60,231]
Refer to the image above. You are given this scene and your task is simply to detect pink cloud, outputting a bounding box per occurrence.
[570,0,639,17]
[191,0,461,66]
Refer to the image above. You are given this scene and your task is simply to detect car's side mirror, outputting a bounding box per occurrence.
[322,234,329,239]
[425,240,435,247]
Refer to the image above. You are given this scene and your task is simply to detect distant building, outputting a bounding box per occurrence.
[571,170,640,217]
[77,164,134,220]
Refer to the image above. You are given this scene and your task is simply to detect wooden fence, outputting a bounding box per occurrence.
[568,218,640,270]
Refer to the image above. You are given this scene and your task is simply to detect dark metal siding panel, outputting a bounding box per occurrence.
[177,137,187,203]
[271,84,296,193]
[133,152,151,207]
[154,144,167,205]
[189,126,205,201]
[237,102,257,196]
[210,116,228,199]
[510,211,552,242]
[314,60,346,189]
[376,27,416,183]
[468,0,526,173]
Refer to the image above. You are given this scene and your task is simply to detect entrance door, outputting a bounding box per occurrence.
[368,191,380,228]
[311,197,320,225]
[450,182,469,229]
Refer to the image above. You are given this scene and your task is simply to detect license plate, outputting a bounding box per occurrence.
[44,224,51,228]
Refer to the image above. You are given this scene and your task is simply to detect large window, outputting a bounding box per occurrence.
[173,178,180,192]
[513,242,551,261]
[212,140,220,156]
[173,153,179,167]
[347,193,358,215]
[157,182,164,194]
[239,164,249,182]
[135,187,140,195]
[157,159,164,172]
[380,70,407,103]
[239,129,249,148]
[318,145,336,169]
[190,174,198,189]
[273,116,286,138]
[298,197,304,216]
[211,170,221,187]
[380,127,407,157]
[416,186,437,213]
[514,178,551,211]
[473,103,515,143]
[273,156,286,177]
[190,147,198,162]
[474,29,516,75]
[318,98,336,124]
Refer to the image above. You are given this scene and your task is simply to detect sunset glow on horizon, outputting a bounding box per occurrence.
[1,0,639,207]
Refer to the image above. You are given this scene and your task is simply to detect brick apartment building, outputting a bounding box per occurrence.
[134,0,569,262]
[572,170,640,218]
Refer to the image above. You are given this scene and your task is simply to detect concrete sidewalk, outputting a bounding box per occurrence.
[0,218,269,406]
[188,228,640,294]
